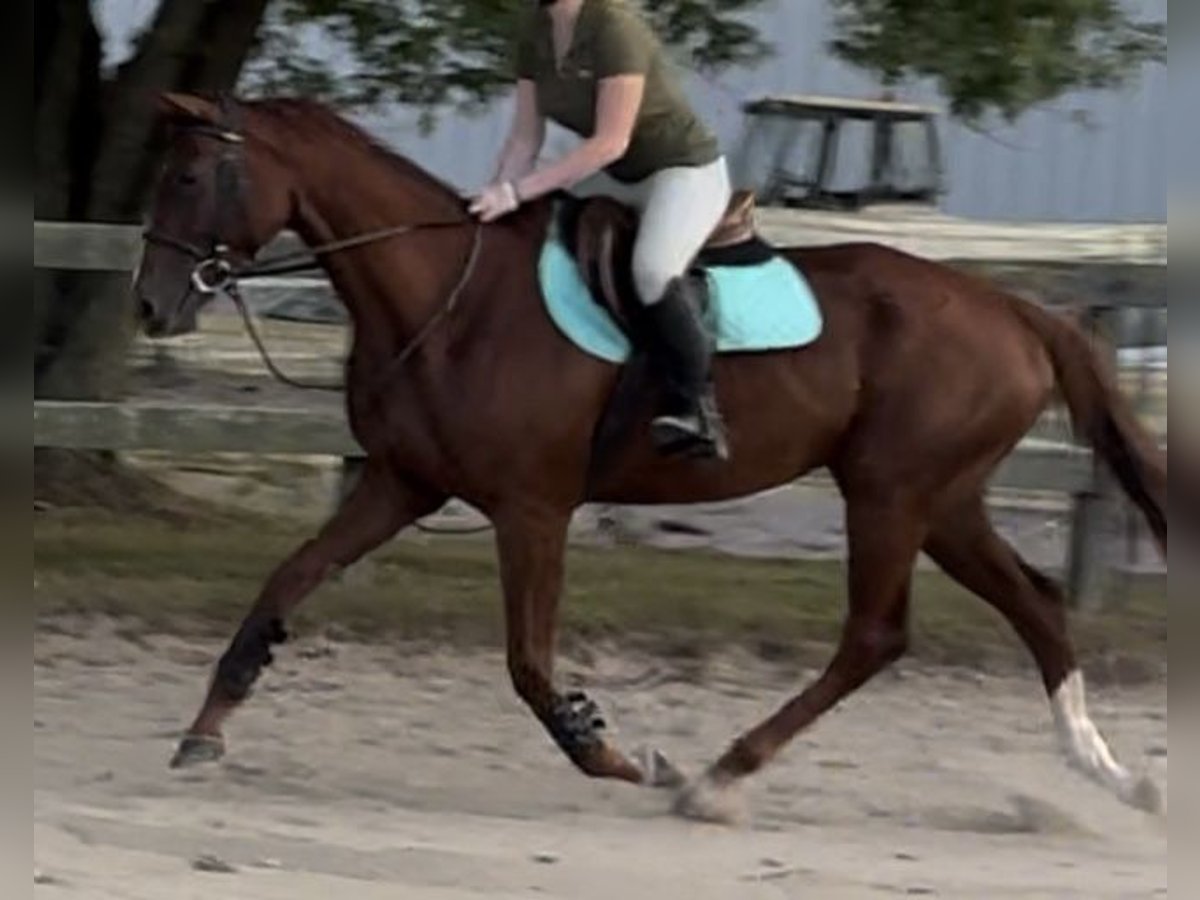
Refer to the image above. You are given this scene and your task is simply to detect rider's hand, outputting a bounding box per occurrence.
[469,181,521,222]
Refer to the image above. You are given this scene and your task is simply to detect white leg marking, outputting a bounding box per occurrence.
[1051,670,1162,812]
[673,769,747,825]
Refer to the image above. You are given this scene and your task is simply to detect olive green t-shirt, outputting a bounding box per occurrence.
[515,0,720,183]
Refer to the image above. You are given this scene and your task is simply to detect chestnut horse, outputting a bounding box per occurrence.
[136,94,1166,820]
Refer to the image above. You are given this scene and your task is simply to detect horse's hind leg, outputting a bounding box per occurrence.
[171,460,444,768]
[493,505,644,783]
[676,497,926,822]
[924,494,1161,813]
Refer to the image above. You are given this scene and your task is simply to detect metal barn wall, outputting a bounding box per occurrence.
[96,0,1167,223]
[367,0,1167,224]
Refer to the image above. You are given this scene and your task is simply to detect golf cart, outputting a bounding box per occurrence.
[732,94,944,211]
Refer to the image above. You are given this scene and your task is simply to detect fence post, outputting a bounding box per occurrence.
[1123,308,1160,573]
[1066,305,1118,609]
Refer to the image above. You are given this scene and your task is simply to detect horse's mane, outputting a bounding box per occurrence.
[245,97,463,206]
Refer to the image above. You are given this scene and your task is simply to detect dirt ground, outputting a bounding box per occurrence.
[34,623,1167,899]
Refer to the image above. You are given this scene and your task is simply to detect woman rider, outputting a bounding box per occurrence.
[469,0,732,459]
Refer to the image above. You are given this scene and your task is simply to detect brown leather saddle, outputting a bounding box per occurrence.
[561,190,773,335]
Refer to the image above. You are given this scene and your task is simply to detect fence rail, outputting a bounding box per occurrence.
[33,222,304,272]
[34,399,1094,494]
[34,220,1168,607]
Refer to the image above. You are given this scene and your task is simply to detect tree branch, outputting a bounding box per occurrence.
[87,0,270,221]
[86,0,212,220]
[189,0,272,91]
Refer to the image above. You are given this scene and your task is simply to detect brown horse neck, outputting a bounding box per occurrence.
[248,103,471,362]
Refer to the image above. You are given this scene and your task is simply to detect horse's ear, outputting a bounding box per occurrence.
[158,92,220,126]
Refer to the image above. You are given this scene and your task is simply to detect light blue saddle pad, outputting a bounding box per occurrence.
[538,238,823,364]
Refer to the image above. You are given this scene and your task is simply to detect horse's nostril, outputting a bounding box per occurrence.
[139,299,155,323]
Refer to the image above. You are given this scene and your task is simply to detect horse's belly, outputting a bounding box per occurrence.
[591,414,837,505]
[591,349,850,504]
[592,458,822,505]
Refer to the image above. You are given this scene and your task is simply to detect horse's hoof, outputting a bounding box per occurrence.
[673,769,747,825]
[170,734,225,769]
[1126,774,1164,815]
[635,746,688,790]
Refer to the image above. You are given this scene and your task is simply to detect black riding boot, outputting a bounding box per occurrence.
[644,277,729,460]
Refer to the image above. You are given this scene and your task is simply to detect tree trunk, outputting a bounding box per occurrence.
[89,0,273,223]
[34,0,100,221]
[35,0,271,402]
[35,0,271,504]
[34,0,112,398]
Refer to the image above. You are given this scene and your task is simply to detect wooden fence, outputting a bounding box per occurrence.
[34,221,1167,606]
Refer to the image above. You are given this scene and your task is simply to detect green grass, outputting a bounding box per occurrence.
[33,509,1166,680]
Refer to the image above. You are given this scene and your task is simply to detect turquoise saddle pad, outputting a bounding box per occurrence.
[538,238,823,364]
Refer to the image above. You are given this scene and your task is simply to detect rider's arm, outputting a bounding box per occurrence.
[492,80,546,183]
[513,74,644,201]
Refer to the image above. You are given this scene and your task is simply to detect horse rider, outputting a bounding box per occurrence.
[470,0,732,459]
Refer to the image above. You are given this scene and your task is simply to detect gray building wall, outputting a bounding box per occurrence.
[368,0,1167,224]
[97,0,1167,223]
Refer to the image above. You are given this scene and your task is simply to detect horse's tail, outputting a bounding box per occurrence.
[1012,298,1167,554]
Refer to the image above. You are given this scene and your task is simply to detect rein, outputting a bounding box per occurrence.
[224,221,483,392]
[143,103,484,393]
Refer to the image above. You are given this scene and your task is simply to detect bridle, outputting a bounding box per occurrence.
[142,96,484,392]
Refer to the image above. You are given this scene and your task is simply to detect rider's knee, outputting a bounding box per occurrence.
[630,251,674,305]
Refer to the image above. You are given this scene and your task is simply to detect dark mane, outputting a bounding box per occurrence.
[245,97,463,205]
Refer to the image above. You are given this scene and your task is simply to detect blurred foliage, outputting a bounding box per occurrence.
[242,1,1165,125]
[247,0,770,118]
[829,0,1166,121]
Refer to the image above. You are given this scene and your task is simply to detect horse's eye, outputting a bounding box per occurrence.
[176,172,199,187]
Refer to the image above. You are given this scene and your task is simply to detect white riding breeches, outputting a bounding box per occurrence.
[571,156,732,305]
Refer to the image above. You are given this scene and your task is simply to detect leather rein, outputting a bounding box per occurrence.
[142,100,484,393]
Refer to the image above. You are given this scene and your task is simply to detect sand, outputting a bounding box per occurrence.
[34,623,1166,899]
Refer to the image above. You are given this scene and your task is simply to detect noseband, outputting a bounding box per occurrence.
[141,96,483,391]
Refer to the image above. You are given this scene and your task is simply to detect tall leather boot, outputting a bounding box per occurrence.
[643,277,729,460]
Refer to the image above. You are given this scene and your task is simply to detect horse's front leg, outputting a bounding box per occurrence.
[170,460,445,768]
[494,506,644,784]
